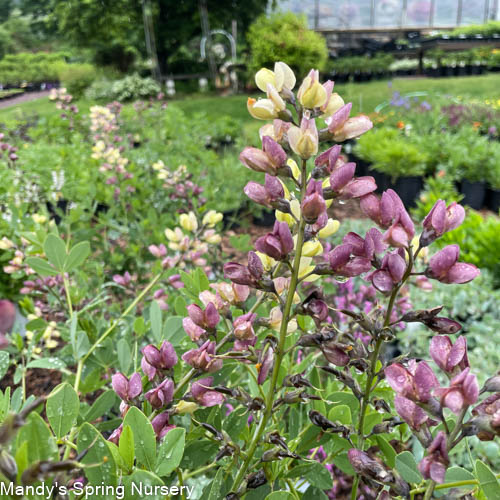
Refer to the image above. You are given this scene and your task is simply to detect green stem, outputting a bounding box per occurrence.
[411,473,500,495]
[81,272,163,363]
[351,247,417,499]
[423,407,468,500]
[230,159,308,495]
[182,462,218,480]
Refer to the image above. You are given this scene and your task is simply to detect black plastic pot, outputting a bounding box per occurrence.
[393,176,423,208]
[460,180,487,209]
[485,188,500,213]
[253,209,276,227]
[368,168,389,193]
[46,199,69,225]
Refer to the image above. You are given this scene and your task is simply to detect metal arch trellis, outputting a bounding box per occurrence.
[200,29,237,63]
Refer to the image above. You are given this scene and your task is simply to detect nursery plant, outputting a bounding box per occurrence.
[0,61,499,500]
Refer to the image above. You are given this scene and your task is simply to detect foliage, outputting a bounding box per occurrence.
[247,12,328,79]
[85,73,161,102]
[58,63,98,98]
[447,21,500,38]
[354,128,429,180]
[328,54,394,76]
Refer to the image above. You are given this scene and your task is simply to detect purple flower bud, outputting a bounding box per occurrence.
[315,144,341,170]
[262,136,287,169]
[0,300,16,335]
[385,361,438,403]
[148,244,167,258]
[434,368,479,414]
[418,431,449,483]
[112,372,142,402]
[329,243,372,277]
[326,103,352,134]
[145,378,174,409]
[421,200,465,246]
[111,373,129,401]
[330,163,355,191]
[239,147,275,174]
[347,449,393,483]
[143,345,162,367]
[265,174,285,199]
[187,304,205,326]
[151,412,175,440]
[204,302,220,329]
[301,193,326,224]
[248,251,264,279]
[255,221,293,260]
[425,317,462,334]
[471,393,500,440]
[224,262,254,286]
[394,395,434,431]
[430,335,469,374]
[182,340,222,373]
[108,424,123,444]
[340,176,377,200]
[244,181,270,206]
[427,245,480,284]
[191,377,225,407]
[257,344,274,385]
[233,312,257,341]
[182,317,206,341]
[141,356,157,381]
[322,343,350,366]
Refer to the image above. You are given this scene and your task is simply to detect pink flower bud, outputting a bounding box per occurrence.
[433,368,479,414]
[395,395,435,431]
[145,378,174,409]
[255,221,293,260]
[315,144,341,170]
[0,300,16,335]
[112,372,142,402]
[191,377,225,407]
[330,162,355,191]
[151,412,175,440]
[262,136,287,169]
[239,147,275,174]
[223,262,254,286]
[427,245,479,284]
[385,361,438,403]
[244,182,270,205]
[248,251,264,279]
[257,343,274,385]
[430,335,469,374]
[418,431,449,483]
[182,340,222,373]
[421,200,465,246]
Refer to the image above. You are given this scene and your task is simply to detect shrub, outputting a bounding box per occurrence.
[247,12,328,79]
[85,73,160,102]
[58,63,97,98]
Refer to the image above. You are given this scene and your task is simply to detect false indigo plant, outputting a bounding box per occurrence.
[1,62,498,500]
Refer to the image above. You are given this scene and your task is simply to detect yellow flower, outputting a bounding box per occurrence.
[179,212,198,232]
[318,219,340,238]
[287,159,301,182]
[165,227,184,242]
[203,229,221,244]
[287,118,318,159]
[301,239,323,257]
[276,199,300,227]
[266,84,286,112]
[152,160,165,171]
[174,401,199,415]
[321,92,345,117]
[255,251,275,271]
[297,256,320,282]
[269,306,297,333]
[255,62,296,93]
[202,210,223,227]
[0,237,14,250]
[32,214,47,224]
[247,98,278,120]
[297,70,327,109]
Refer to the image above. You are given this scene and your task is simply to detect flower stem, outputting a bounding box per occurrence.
[351,247,417,499]
[230,160,308,495]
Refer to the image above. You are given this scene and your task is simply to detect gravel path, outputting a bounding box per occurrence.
[0,90,50,109]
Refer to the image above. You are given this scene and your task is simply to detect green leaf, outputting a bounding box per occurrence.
[156,427,186,477]
[333,451,355,475]
[203,466,225,500]
[328,404,351,426]
[46,383,79,438]
[303,486,329,500]
[16,412,58,463]
[174,295,187,316]
[117,338,132,373]
[395,451,423,484]
[285,462,333,490]
[327,392,360,415]
[84,390,117,423]
[163,316,185,346]
[150,301,162,342]
[435,466,475,497]
[134,316,146,336]
[123,406,156,470]
[65,241,90,271]
[77,422,117,486]
[25,256,58,277]
[119,425,135,471]
[15,440,28,482]
[0,351,9,379]
[475,459,500,500]
[26,357,67,370]
[265,492,294,500]
[376,436,397,469]
[44,234,67,271]
[122,470,165,500]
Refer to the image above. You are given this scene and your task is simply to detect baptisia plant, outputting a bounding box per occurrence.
[168,62,494,499]
[2,63,498,500]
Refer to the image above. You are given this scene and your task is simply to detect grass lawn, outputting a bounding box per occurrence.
[1,74,499,130]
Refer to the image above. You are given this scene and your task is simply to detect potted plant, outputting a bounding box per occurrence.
[485,145,500,213]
